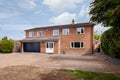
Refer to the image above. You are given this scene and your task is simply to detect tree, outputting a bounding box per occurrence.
[94,32,101,40]
[101,28,120,59]
[89,0,120,58]
[89,0,120,27]
[0,36,14,53]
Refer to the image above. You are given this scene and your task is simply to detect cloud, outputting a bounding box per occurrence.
[18,0,37,9]
[49,12,77,24]
[94,24,110,34]
[78,5,89,18]
[0,0,37,19]
[43,0,84,12]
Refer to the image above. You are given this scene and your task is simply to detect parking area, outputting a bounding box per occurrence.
[0,53,120,73]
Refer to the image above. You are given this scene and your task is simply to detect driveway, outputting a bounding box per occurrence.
[0,53,120,73]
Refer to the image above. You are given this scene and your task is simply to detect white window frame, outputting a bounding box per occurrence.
[53,29,59,36]
[29,31,34,37]
[62,28,69,35]
[37,31,42,37]
[70,42,84,48]
[77,27,85,34]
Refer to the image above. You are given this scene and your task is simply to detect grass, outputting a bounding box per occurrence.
[66,70,120,80]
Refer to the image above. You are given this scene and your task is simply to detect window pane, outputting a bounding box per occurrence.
[71,42,74,48]
[37,31,42,37]
[75,42,80,48]
[47,43,49,48]
[71,42,84,48]
[53,29,59,35]
[81,42,84,48]
[81,28,84,33]
[29,31,34,37]
[50,43,53,48]
[77,28,80,34]
[63,29,69,35]
[77,27,84,34]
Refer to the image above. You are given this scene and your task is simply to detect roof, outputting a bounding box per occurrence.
[25,22,95,31]
[20,36,60,42]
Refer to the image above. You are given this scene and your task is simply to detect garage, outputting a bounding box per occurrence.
[23,42,40,52]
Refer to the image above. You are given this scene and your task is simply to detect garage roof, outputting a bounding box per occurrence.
[20,36,60,42]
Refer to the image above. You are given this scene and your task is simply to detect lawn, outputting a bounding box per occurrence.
[66,70,120,80]
[0,65,120,80]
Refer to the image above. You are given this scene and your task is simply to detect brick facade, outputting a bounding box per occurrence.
[21,22,94,54]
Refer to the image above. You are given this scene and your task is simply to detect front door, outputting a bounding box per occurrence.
[46,42,54,53]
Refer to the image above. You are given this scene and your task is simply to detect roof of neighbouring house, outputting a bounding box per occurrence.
[25,22,95,31]
[20,36,60,42]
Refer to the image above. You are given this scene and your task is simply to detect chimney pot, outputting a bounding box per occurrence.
[72,19,75,24]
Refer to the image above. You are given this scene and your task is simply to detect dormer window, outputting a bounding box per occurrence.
[77,27,84,34]
[29,31,34,37]
[37,31,42,37]
[53,29,59,36]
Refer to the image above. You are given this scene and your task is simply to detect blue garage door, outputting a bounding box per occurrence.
[24,42,40,52]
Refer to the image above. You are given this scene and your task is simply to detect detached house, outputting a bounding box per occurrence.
[21,21,95,54]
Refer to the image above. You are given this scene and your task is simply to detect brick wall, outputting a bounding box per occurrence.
[25,24,94,54]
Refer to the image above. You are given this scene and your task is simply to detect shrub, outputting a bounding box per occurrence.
[0,37,14,53]
[101,28,120,59]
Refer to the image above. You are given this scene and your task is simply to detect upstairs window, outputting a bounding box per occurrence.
[37,31,42,37]
[53,29,59,36]
[29,31,34,37]
[77,27,84,34]
[71,42,84,48]
[62,28,69,35]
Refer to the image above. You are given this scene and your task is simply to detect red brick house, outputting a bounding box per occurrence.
[21,21,95,54]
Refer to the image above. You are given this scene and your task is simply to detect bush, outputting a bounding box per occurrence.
[101,28,120,59]
[0,37,14,53]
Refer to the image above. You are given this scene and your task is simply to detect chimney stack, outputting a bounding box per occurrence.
[72,19,75,24]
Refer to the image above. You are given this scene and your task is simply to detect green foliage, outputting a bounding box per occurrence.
[101,28,120,59]
[0,37,14,53]
[89,0,120,27]
[94,32,101,40]
[67,70,120,80]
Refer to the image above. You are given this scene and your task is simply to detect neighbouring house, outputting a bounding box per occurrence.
[93,39,100,52]
[13,40,21,52]
[21,20,95,54]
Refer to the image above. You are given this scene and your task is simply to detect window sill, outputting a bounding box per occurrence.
[77,33,85,35]
[70,47,84,49]
[62,34,70,36]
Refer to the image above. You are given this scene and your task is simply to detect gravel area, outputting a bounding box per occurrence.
[0,53,120,73]
[95,53,120,66]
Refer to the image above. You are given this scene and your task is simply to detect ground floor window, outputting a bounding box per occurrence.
[71,42,84,48]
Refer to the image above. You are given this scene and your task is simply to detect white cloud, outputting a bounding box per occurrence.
[94,24,110,34]
[49,12,77,24]
[43,0,84,12]
[78,5,89,18]
[0,0,37,19]
[0,0,37,10]
[18,0,37,9]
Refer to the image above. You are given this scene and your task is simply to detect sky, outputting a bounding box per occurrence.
[0,0,108,40]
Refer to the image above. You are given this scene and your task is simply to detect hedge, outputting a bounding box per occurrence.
[101,28,120,59]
